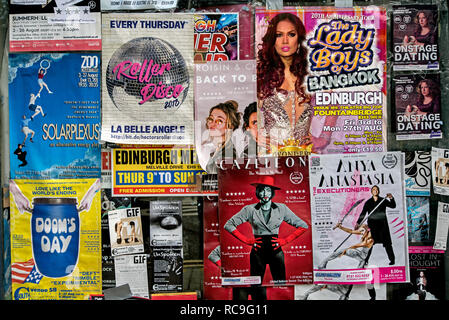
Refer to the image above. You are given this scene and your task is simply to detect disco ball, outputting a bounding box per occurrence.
[106,37,190,114]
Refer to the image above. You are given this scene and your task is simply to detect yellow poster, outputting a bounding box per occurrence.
[9,178,102,300]
[112,146,205,196]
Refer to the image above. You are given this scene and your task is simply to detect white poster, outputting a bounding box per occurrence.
[309,152,409,284]
[114,254,149,298]
[433,202,449,251]
[108,207,144,256]
[101,13,194,145]
[431,147,449,195]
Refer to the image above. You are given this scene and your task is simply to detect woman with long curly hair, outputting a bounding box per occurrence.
[257,12,313,152]
[406,78,440,116]
[404,10,437,46]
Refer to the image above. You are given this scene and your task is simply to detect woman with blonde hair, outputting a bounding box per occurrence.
[203,100,241,173]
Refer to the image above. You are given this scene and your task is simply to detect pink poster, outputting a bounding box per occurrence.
[255,7,387,156]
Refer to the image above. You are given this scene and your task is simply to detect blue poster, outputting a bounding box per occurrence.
[9,53,101,179]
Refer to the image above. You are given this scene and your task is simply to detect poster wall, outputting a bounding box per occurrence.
[111,146,204,196]
[309,152,409,284]
[255,7,387,156]
[218,156,313,286]
[9,179,102,300]
[9,53,101,180]
[9,0,101,52]
[101,13,194,145]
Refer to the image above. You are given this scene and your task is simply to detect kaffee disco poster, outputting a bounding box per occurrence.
[101,13,194,145]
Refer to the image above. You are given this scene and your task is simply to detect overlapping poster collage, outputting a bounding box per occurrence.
[5,0,448,301]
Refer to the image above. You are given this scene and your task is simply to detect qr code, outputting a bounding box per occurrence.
[311,157,320,167]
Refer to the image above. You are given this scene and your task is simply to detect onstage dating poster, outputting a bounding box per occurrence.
[393,73,442,140]
[9,179,101,300]
[255,7,387,156]
[9,53,101,180]
[101,13,194,145]
[392,5,439,71]
[218,157,313,286]
[309,152,409,284]
[9,0,101,52]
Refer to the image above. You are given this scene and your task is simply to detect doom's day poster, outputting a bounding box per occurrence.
[255,7,387,156]
[9,179,101,300]
[9,53,101,180]
[218,157,313,286]
[101,13,194,145]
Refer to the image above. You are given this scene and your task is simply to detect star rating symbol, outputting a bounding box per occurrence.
[286,189,306,194]
[314,221,333,226]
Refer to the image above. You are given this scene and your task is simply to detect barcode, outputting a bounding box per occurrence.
[311,157,320,167]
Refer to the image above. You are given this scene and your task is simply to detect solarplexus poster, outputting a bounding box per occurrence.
[309,152,409,284]
[9,53,101,179]
[218,156,313,286]
[9,179,101,300]
[101,13,194,145]
[255,7,387,156]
